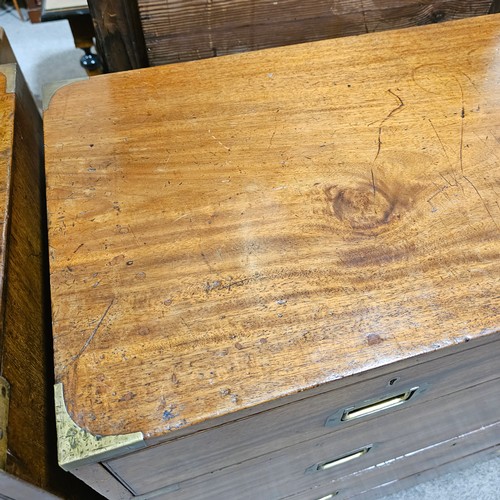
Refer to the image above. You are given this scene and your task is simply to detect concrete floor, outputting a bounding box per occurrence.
[1,3,498,499]
[0,3,86,109]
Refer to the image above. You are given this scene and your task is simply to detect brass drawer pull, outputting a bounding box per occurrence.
[315,493,339,500]
[325,385,426,427]
[342,387,418,421]
[306,446,371,474]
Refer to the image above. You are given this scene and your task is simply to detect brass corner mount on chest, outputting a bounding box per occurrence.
[54,383,145,470]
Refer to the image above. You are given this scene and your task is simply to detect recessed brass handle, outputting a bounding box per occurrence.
[306,446,372,474]
[315,493,339,500]
[341,387,419,421]
[325,385,425,427]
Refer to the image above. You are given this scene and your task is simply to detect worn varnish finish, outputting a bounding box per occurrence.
[45,16,499,498]
[0,29,101,499]
[45,15,500,442]
[138,0,495,65]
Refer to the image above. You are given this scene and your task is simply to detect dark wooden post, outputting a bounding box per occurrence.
[490,0,500,13]
[87,0,149,73]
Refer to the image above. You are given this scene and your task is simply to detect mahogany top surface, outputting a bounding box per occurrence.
[45,15,500,439]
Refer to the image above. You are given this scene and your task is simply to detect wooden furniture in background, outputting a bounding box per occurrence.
[44,14,499,499]
[87,0,500,72]
[0,28,101,500]
[86,0,147,73]
[39,1,103,76]
[42,0,88,18]
[25,0,43,23]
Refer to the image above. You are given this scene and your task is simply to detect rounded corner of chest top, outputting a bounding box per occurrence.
[54,382,145,471]
[42,77,89,113]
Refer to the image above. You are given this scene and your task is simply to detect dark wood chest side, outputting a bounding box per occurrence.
[0,29,101,500]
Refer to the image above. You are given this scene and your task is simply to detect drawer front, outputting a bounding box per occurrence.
[106,340,499,492]
[287,421,500,500]
[108,377,500,497]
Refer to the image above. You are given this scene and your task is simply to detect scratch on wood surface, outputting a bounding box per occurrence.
[373,89,405,162]
[439,172,459,188]
[462,175,499,229]
[375,127,382,161]
[427,185,449,212]
[473,131,500,162]
[385,89,404,120]
[173,213,190,222]
[61,299,115,373]
[371,168,376,196]
[268,109,280,150]
[268,130,276,149]
[428,119,453,169]
[459,105,465,172]
[208,129,231,151]
[200,246,214,272]
[459,70,480,93]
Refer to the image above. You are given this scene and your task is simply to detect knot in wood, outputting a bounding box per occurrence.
[327,184,396,231]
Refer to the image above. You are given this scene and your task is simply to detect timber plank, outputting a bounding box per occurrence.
[138,0,495,65]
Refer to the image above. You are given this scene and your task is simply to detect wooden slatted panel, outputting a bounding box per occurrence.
[138,0,494,65]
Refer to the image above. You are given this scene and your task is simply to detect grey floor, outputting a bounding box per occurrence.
[1,4,499,499]
[0,3,86,108]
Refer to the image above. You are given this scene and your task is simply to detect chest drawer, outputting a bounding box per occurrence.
[106,376,500,497]
[289,421,500,500]
[105,338,499,491]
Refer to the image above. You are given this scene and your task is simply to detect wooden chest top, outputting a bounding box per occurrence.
[45,15,500,441]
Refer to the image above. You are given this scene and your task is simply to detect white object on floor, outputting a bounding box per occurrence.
[45,0,88,11]
[0,4,86,109]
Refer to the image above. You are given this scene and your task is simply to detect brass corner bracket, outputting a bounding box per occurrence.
[42,77,89,112]
[54,383,145,471]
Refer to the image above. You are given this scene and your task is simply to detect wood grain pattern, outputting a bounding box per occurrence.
[45,15,500,444]
[0,57,51,491]
[107,379,500,497]
[138,0,495,65]
[106,339,500,489]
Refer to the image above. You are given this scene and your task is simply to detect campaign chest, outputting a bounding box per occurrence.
[44,15,500,499]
